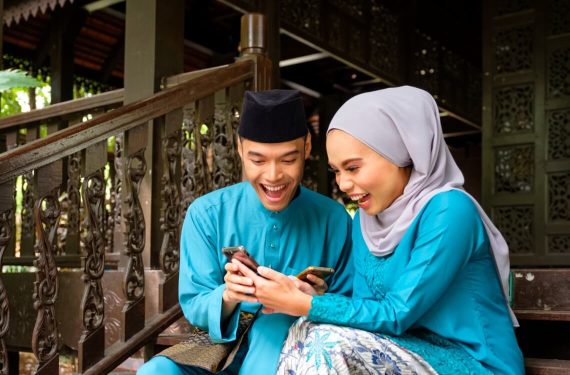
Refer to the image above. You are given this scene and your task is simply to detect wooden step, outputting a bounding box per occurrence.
[525,358,570,375]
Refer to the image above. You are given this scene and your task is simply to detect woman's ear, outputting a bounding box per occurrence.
[304,132,312,160]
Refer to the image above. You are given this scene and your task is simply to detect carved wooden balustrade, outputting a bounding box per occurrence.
[0,12,271,375]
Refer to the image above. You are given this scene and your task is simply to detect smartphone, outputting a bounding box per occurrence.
[297,266,335,282]
[222,245,260,272]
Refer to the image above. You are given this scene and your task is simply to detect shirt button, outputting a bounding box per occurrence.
[270,243,275,248]
[272,224,278,230]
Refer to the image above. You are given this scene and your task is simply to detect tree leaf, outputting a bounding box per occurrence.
[0,69,42,91]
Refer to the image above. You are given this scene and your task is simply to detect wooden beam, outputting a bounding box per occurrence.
[0,89,124,131]
[279,52,329,67]
[84,0,125,13]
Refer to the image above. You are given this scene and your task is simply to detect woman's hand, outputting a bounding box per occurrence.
[232,259,313,316]
[288,275,327,296]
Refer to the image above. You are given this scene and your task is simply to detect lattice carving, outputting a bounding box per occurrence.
[547,109,570,160]
[547,46,570,99]
[303,153,320,192]
[281,0,321,37]
[495,25,533,74]
[331,0,365,21]
[66,152,81,247]
[551,0,570,35]
[230,104,242,183]
[496,0,532,15]
[328,12,345,52]
[349,26,366,62]
[123,150,146,303]
[493,206,533,254]
[548,172,570,221]
[212,104,239,190]
[21,172,34,242]
[160,134,181,276]
[81,170,105,333]
[369,2,399,79]
[494,84,534,134]
[494,145,534,193]
[548,235,570,253]
[180,105,211,219]
[110,134,124,252]
[103,291,122,347]
[32,189,60,366]
[0,210,12,375]
[412,32,439,97]
[440,49,466,112]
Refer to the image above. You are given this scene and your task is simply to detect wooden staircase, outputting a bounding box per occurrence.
[0,13,271,375]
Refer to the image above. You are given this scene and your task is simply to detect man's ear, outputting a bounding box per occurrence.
[304,132,312,160]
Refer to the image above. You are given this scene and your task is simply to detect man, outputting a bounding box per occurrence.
[138,90,353,374]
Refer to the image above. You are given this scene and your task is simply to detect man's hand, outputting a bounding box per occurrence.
[222,262,258,304]
[221,262,257,322]
[233,259,312,316]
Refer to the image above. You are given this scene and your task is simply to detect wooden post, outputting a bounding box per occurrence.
[121,0,184,340]
[77,141,107,372]
[239,13,273,90]
[259,0,281,85]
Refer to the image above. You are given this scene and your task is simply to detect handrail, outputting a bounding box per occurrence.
[0,59,254,184]
[84,305,183,375]
[0,88,124,131]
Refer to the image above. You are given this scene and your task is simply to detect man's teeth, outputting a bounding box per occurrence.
[264,184,286,192]
[350,193,367,201]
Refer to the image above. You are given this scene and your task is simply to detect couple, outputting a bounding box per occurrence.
[138,87,524,374]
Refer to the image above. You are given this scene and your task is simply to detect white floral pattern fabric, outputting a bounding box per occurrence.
[277,318,437,375]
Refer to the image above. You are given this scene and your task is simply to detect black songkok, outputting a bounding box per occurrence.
[238,90,308,143]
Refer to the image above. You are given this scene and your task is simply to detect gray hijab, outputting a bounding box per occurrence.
[328,86,516,325]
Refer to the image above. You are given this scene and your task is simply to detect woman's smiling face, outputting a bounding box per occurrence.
[326,129,411,216]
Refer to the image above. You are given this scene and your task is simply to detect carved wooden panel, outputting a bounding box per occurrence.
[548,235,570,254]
[484,0,570,265]
[547,109,570,160]
[280,0,321,37]
[411,31,439,98]
[495,25,533,74]
[330,0,365,21]
[548,172,570,222]
[160,134,181,276]
[493,205,534,254]
[0,209,12,375]
[551,0,570,35]
[496,0,532,16]
[494,145,534,193]
[547,45,570,99]
[369,2,399,80]
[494,84,534,134]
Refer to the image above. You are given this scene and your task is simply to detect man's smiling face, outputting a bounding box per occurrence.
[238,135,311,212]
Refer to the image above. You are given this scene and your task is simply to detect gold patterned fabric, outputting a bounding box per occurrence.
[157,312,255,373]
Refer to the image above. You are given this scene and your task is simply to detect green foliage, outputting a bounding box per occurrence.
[0,69,42,92]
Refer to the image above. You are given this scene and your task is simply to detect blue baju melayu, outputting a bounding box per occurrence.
[138,182,353,375]
[279,190,524,375]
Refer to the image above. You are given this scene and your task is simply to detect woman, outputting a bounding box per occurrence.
[233,86,524,374]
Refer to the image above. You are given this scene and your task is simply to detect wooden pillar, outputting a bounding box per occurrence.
[49,4,83,105]
[259,0,280,85]
[121,0,184,340]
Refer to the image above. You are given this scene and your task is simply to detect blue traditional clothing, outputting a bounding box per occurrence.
[139,182,353,375]
[279,190,524,375]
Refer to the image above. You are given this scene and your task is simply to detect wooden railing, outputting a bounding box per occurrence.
[0,13,271,375]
